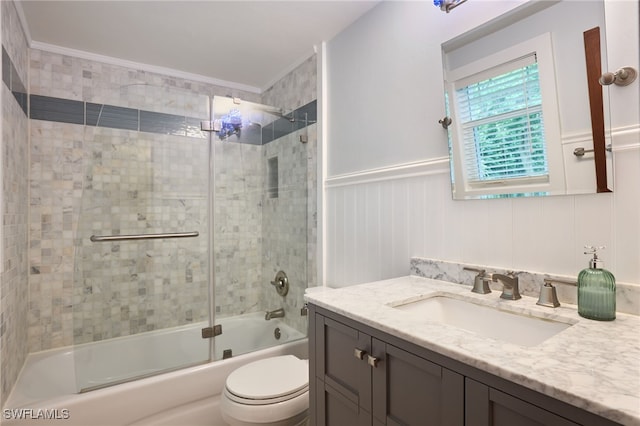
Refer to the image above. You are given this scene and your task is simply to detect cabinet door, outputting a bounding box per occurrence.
[465,378,580,426]
[315,314,372,413]
[315,381,372,426]
[371,339,464,426]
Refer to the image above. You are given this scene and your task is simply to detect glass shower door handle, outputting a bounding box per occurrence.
[90,231,199,242]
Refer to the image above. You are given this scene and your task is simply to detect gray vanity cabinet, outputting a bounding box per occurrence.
[309,304,622,426]
[311,308,463,426]
[465,378,580,426]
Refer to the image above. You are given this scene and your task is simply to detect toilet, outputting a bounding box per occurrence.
[220,355,309,426]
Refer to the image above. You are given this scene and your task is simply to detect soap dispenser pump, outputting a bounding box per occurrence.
[578,246,616,321]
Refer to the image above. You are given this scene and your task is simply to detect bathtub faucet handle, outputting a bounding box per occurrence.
[270,270,289,296]
[271,277,286,289]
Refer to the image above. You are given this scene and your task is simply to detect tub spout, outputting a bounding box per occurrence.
[265,308,285,320]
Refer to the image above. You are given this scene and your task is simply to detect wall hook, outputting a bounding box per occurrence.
[599,66,637,86]
[438,116,452,129]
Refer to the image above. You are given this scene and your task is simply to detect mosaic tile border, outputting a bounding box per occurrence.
[29,93,317,144]
[2,45,27,115]
[262,100,317,144]
[30,94,208,139]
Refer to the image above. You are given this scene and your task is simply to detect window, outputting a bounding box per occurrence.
[456,55,548,186]
[445,33,564,199]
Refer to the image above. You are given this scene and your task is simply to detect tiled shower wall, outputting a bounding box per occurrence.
[259,126,315,333]
[27,49,266,351]
[211,137,264,318]
[28,48,317,350]
[70,127,211,344]
[261,55,317,334]
[1,0,29,406]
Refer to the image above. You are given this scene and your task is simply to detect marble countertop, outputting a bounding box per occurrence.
[305,276,640,425]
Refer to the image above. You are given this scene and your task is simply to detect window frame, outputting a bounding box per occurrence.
[445,33,565,199]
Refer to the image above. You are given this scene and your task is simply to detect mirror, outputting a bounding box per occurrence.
[442,0,612,200]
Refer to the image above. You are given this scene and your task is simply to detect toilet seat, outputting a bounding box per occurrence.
[224,355,309,406]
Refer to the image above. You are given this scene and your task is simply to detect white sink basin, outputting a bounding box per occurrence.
[391,294,573,347]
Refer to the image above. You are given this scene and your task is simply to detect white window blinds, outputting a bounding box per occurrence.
[454,54,548,186]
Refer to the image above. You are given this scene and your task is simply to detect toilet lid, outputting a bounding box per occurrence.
[225,355,308,402]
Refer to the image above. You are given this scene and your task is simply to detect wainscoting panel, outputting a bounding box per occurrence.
[324,131,639,289]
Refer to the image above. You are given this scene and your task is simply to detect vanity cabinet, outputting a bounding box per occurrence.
[311,311,463,426]
[309,304,621,426]
[465,379,580,426]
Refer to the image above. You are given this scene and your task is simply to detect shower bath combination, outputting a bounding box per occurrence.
[74,91,309,383]
[6,84,315,424]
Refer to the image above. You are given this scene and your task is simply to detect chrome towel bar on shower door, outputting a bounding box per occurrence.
[90,231,199,242]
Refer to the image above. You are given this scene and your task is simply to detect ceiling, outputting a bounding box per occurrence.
[18,1,379,92]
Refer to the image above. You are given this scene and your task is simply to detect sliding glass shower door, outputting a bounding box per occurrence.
[72,85,214,392]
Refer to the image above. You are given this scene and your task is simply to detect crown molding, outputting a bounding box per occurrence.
[13,1,32,47]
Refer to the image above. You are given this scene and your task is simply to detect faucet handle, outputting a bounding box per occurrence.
[537,278,577,308]
[270,271,289,296]
[465,267,492,294]
[537,281,561,308]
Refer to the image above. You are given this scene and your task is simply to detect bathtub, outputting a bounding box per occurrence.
[3,312,308,426]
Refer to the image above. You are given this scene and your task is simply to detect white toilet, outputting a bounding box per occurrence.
[220,355,309,426]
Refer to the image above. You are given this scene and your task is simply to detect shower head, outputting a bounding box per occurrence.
[227,97,294,122]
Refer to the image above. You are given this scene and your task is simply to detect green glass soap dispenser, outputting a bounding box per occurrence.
[578,246,616,321]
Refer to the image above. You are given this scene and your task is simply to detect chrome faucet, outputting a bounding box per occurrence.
[492,272,521,300]
[265,308,285,320]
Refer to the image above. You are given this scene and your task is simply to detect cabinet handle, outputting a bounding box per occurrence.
[354,348,367,360]
[367,355,380,368]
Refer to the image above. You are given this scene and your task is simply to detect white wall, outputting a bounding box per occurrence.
[324,0,639,287]
[326,1,447,176]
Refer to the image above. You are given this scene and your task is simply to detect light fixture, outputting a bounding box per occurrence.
[434,0,468,13]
